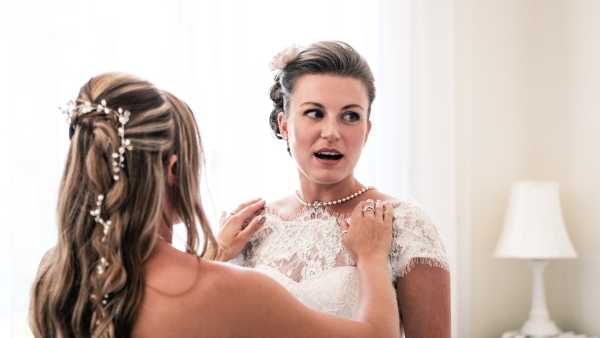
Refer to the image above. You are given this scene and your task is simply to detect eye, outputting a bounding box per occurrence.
[304,109,324,119]
[341,111,361,123]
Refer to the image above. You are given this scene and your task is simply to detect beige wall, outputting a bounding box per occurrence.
[454,0,600,337]
[546,0,600,334]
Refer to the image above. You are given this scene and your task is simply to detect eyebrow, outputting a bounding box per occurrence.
[300,102,365,111]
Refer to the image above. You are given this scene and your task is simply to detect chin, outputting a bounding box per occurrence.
[297,156,356,185]
[305,171,349,186]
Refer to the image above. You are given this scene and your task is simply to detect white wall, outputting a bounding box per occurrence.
[454,1,600,337]
[455,1,530,337]
[545,0,600,334]
[411,1,459,336]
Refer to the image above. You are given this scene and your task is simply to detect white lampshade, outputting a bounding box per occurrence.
[494,181,577,259]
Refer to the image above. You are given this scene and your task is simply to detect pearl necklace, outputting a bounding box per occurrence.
[295,186,372,209]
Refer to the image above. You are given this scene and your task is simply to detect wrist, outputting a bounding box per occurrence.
[355,252,388,268]
[216,241,232,261]
[205,240,226,261]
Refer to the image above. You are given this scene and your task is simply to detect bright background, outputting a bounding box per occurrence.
[0,0,424,337]
[3,1,600,338]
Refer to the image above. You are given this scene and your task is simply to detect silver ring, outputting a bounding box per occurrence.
[341,230,349,235]
[362,205,375,214]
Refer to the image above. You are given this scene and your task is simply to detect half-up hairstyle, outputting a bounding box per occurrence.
[269,40,376,140]
[29,73,216,338]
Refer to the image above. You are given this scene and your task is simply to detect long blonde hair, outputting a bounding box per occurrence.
[29,73,217,338]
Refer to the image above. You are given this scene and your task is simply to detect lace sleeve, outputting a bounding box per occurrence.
[389,201,449,280]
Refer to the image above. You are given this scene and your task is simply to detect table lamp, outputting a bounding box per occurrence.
[494,181,577,336]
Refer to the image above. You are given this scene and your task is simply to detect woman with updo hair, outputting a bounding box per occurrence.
[29,73,400,338]
[218,41,452,338]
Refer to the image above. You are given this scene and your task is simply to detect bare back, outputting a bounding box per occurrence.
[133,240,398,338]
[133,242,237,338]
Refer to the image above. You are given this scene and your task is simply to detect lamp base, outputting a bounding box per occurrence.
[501,330,599,338]
[521,260,561,337]
[522,317,561,336]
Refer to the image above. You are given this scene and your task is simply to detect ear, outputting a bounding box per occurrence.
[277,111,288,139]
[167,154,178,185]
[363,119,372,145]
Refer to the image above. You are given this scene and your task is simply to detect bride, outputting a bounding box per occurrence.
[216,41,451,338]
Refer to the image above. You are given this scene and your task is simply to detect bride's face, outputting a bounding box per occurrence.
[278,74,371,185]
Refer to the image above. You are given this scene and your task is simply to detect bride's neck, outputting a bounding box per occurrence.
[297,175,363,203]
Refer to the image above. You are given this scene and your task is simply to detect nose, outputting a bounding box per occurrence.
[320,117,341,142]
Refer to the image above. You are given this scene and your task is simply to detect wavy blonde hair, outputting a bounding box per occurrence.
[29,73,217,338]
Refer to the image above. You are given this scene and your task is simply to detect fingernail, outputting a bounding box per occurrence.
[256,215,266,224]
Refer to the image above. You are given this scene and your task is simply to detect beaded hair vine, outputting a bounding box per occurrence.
[60,98,134,307]
[61,99,133,180]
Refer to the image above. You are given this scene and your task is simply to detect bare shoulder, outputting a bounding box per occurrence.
[143,248,266,305]
[195,260,301,336]
[202,260,279,301]
[199,259,254,289]
[203,260,311,310]
[136,252,264,337]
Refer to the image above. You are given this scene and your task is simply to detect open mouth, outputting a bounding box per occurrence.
[313,150,344,161]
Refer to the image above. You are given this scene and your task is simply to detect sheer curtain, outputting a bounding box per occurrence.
[0,0,413,336]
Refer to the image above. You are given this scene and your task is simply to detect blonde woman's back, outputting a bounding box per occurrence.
[133,242,237,338]
[133,238,401,338]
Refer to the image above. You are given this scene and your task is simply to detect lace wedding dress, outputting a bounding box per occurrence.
[231,200,448,335]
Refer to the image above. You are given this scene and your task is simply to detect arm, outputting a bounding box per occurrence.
[396,264,451,338]
[389,201,451,337]
[232,255,398,338]
[229,200,400,338]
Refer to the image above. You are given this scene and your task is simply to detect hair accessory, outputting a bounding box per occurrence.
[90,193,111,306]
[60,99,133,181]
[60,98,132,309]
[90,194,112,244]
[269,45,302,71]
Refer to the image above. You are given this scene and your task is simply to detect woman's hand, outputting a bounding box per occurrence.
[342,200,394,264]
[214,198,266,261]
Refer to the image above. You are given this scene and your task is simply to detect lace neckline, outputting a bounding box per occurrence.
[242,198,449,283]
[263,200,402,223]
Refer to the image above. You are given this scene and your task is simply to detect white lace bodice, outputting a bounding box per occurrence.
[231,200,448,321]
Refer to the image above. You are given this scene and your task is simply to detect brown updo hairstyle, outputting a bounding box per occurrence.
[268,41,376,143]
[29,73,217,338]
